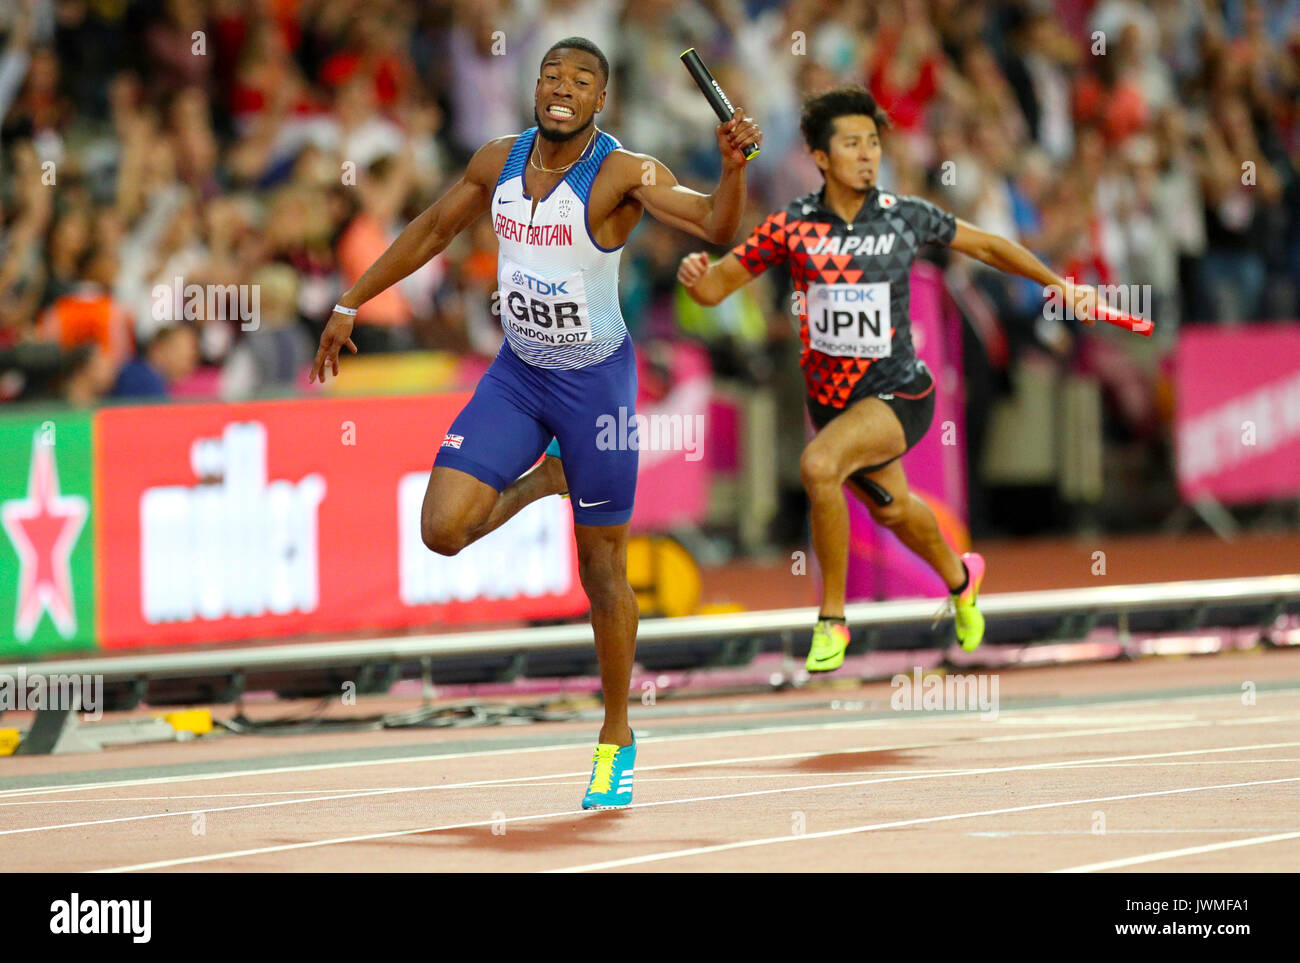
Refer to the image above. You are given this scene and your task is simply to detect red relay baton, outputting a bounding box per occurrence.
[1095,303,1154,337]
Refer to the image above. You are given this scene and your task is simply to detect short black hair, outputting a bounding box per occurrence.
[800,85,891,154]
[541,37,609,85]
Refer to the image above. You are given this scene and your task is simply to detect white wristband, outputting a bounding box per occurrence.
[333,304,359,317]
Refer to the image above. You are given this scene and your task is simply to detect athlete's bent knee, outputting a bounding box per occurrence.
[421,516,469,557]
[800,447,840,491]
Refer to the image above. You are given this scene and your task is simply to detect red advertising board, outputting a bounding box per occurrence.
[95,395,588,649]
[1175,324,1300,504]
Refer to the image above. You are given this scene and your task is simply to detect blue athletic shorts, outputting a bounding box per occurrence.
[435,337,638,526]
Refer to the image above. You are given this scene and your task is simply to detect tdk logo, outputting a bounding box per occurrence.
[824,287,877,303]
[515,271,569,296]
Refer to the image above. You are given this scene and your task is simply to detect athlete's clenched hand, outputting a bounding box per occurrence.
[310,310,359,383]
[677,252,710,287]
[717,107,762,169]
[1059,280,1099,327]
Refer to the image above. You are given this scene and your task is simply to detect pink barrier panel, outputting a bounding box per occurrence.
[629,342,713,532]
[844,261,970,601]
[1175,323,1300,504]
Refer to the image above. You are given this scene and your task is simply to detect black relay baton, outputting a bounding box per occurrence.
[680,48,760,161]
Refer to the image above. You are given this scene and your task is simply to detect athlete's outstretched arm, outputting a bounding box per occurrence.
[310,137,512,382]
[676,252,754,306]
[623,109,762,245]
[949,219,1101,324]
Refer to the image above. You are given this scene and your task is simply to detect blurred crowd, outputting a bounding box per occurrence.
[0,0,1296,524]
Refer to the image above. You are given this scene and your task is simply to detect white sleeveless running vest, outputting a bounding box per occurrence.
[490,127,628,369]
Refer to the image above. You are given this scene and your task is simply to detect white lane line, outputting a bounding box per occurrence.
[13,756,1300,808]
[467,755,1300,791]
[15,753,1300,805]
[0,715,957,800]
[10,722,1300,838]
[1,771,592,837]
[7,697,1300,831]
[0,790,383,805]
[4,687,1297,800]
[0,720,1194,803]
[1064,758,1300,768]
[91,743,1300,872]
[968,828,1300,837]
[546,776,1300,873]
[0,774,946,803]
[7,699,1297,805]
[1054,831,1300,873]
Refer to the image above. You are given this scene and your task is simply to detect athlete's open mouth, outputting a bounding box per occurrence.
[545,104,576,120]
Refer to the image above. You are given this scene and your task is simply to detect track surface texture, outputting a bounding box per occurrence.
[3,649,1299,873]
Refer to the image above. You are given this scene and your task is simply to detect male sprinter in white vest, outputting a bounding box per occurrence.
[677,86,1105,670]
[310,37,762,809]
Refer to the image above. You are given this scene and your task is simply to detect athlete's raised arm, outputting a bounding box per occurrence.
[949,219,1102,325]
[676,197,793,306]
[310,136,514,383]
[676,252,754,305]
[618,108,762,245]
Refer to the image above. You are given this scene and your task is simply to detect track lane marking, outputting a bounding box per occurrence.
[546,777,1300,872]
[10,727,1300,838]
[88,743,1300,872]
[1054,831,1300,872]
[11,757,1300,806]
[5,688,1297,800]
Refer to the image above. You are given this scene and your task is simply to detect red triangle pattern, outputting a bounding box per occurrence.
[737,211,897,410]
[801,350,876,408]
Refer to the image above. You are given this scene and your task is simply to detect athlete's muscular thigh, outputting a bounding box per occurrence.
[805,396,908,483]
[420,467,498,555]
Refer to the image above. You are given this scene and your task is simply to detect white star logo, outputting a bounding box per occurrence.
[1,433,88,641]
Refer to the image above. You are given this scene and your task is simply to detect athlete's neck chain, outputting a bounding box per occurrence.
[529,127,598,174]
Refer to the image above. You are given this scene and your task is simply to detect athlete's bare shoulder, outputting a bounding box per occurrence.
[603,147,662,187]
[591,147,684,213]
[464,135,520,188]
[605,147,643,168]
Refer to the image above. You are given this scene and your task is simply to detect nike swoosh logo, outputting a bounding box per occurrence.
[578,499,610,508]
[497,197,517,204]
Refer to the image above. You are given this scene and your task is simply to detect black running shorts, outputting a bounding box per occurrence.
[807,361,936,477]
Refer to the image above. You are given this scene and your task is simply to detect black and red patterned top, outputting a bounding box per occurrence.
[731,186,956,408]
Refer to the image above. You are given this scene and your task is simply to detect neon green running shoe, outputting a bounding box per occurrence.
[805,618,851,672]
[953,552,986,652]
